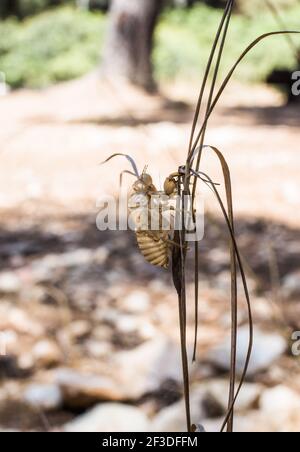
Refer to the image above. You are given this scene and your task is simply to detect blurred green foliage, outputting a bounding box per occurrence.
[0,3,299,89]
[0,7,106,87]
[0,1,109,18]
[237,0,298,14]
[0,1,72,18]
[154,3,300,82]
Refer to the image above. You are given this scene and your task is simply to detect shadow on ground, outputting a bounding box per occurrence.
[222,104,300,128]
[1,212,299,294]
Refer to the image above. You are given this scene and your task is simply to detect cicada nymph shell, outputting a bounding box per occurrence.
[128,171,177,269]
[102,155,180,270]
[136,231,169,269]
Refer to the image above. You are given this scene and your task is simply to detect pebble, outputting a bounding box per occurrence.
[207,326,286,376]
[64,403,150,432]
[151,385,207,432]
[201,379,263,412]
[54,368,125,407]
[121,290,150,313]
[260,385,300,425]
[115,336,183,399]
[282,271,300,299]
[32,340,63,368]
[24,384,63,411]
[0,272,21,294]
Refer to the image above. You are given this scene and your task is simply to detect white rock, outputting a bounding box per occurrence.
[0,306,44,337]
[0,330,18,354]
[64,320,91,340]
[148,280,168,294]
[203,411,274,433]
[203,386,300,432]
[121,291,150,313]
[96,308,120,324]
[18,353,35,372]
[115,315,139,333]
[201,417,223,433]
[208,326,286,376]
[30,247,108,280]
[85,340,112,358]
[202,379,262,412]
[260,385,300,415]
[230,408,300,433]
[64,403,150,432]
[0,272,21,294]
[282,271,300,299]
[115,336,183,399]
[24,384,62,411]
[152,386,206,432]
[54,368,125,407]
[114,314,156,340]
[138,322,157,340]
[94,246,109,264]
[60,249,93,267]
[32,340,62,368]
[193,424,206,432]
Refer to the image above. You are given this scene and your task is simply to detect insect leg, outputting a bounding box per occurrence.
[101,153,140,178]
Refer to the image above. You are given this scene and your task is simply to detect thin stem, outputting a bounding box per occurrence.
[190,0,234,365]
[188,30,300,162]
[192,169,253,433]
[188,0,234,157]
[191,145,238,432]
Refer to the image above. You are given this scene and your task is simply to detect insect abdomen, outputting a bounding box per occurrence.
[136,232,169,269]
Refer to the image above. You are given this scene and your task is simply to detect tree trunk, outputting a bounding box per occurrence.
[101,0,163,92]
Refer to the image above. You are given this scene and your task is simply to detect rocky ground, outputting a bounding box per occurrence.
[0,76,300,432]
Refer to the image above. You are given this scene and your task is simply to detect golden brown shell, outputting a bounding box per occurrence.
[136,232,169,269]
[164,177,177,196]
